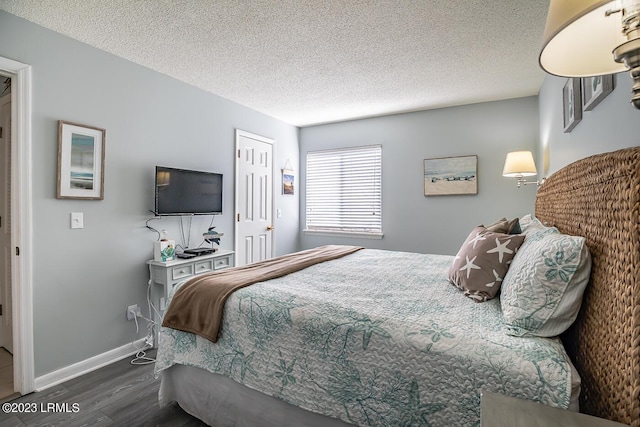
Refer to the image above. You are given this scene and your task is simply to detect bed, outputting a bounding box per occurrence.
[154,147,640,427]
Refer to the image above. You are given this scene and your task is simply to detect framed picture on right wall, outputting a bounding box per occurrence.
[582,74,614,111]
[563,78,582,133]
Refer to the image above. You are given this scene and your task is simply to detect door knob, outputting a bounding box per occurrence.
[267,225,274,231]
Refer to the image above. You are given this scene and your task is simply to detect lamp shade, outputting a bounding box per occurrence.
[503,151,537,177]
[539,0,627,76]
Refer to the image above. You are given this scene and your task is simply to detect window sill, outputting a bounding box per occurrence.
[303,229,384,240]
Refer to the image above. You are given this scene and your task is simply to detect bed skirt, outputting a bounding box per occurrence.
[159,364,354,427]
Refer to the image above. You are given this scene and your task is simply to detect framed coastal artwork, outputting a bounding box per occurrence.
[563,78,582,133]
[582,75,614,111]
[282,169,294,195]
[424,155,477,196]
[57,121,106,200]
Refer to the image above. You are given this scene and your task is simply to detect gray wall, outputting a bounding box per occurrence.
[538,72,640,174]
[0,11,299,377]
[299,97,540,256]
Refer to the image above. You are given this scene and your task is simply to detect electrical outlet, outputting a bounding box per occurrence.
[126,304,141,320]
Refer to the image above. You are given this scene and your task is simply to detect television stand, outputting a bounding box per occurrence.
[184,247,217,256]
[147,249,235,347]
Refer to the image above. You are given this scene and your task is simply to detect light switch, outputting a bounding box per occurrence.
[71,212,83,229]
[277,209,282,218]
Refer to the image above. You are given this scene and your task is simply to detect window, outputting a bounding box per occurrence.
[305,145,382,237]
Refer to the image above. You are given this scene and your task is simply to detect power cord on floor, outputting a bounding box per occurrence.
[130,281,158,365]
[130,315,155,365]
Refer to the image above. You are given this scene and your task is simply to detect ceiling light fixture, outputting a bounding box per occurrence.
[539,0,640,108]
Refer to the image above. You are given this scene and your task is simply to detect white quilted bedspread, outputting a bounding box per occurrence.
[155,249,574,427]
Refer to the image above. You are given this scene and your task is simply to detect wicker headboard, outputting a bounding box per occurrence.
[535,147,640,426]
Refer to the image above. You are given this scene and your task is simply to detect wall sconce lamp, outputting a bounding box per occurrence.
[503,151,545,188]
[539,0,640,109]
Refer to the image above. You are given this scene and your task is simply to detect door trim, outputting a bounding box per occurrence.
[234,129,275,264]
[0,56,34,394]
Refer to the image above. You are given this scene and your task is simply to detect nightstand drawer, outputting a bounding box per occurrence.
[195,259,214,274]
[172,264,194,280]
[213,255,231,270]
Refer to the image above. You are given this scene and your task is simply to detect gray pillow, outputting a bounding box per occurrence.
[485,217,521,234]
[449,226,525,302]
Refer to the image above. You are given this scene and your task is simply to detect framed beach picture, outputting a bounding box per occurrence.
[563,78,582,133]
[57,121,106,200]
[424,155,477,196]
[282,169,294,195]
[582,75,614,111]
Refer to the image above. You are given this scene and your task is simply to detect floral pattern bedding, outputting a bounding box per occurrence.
[155,249,574,427]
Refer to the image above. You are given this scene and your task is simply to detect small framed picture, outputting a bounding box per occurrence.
[424,155,477,196]
[582,75,614,111]
[57,121,106,200]
[282,169,294,195]
[563,78,582,133]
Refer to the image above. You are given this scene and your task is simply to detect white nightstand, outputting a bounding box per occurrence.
[481,391,630,427]
[147,249,234,346]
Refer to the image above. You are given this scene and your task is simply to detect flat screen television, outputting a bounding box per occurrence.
[154,166,223,216]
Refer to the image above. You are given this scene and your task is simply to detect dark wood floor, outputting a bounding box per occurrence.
[0,350,208,426]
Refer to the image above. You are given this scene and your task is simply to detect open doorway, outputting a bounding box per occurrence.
[0,76,13,400]
[0,55,35,397]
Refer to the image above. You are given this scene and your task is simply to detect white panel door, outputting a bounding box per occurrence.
[0,93,11,353]
[235,130,274,266]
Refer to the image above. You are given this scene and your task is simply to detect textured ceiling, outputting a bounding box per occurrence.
[0,1,551,127]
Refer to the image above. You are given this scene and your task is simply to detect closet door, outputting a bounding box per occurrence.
[235,130,274,266]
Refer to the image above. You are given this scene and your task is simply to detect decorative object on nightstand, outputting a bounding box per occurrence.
[203,227,224,246]
[153,230,175,262]
[481,391,630,427]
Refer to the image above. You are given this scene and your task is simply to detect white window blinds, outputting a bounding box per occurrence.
[306,145,382,236]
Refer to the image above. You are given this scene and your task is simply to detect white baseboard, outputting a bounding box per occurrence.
[34,338,147,392]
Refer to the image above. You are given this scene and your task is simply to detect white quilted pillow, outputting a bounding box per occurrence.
[500,228,591,337]
[519,214,557,235]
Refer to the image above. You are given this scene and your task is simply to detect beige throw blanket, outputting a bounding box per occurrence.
[162,245,363,343]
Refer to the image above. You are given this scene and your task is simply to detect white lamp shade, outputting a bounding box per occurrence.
[539,0,628,76]
[503,151,538,177]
